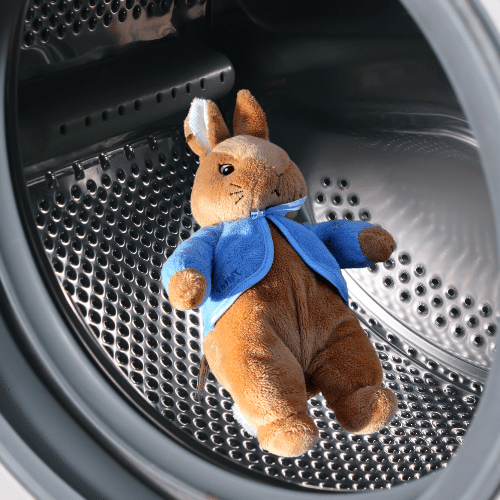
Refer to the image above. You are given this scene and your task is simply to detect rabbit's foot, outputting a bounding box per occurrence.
[257,413,318,457]
[232,403,257,437]
[334,386,397,434]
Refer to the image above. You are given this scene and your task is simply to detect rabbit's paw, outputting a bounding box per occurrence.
[168,268,206,310]
[257,413,318,457]
[359,227,394,263]
[334,386,397,434]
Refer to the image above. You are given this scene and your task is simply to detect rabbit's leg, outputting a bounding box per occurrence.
[308,317,397,434]
[203,306,318,457]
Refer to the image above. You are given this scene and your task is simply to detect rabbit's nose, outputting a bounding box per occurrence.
[251,168,281,209]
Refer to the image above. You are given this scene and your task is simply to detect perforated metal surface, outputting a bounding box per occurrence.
[311,178,496,362]
[27,127,486,491]
[309,138,497,368]
[21,0,205,67]
[270,102,499,373]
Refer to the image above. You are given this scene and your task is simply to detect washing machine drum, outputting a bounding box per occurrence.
[1,1,500,499]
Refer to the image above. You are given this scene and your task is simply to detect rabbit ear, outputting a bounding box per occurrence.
[184,98,231,160]
[233,89,269,141]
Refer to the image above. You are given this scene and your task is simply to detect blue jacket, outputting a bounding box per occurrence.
[161,197,373,337]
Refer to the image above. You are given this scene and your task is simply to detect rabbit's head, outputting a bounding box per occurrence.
[184,90,307,227]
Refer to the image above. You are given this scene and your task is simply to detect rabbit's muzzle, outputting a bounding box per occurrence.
[251,167,287,211]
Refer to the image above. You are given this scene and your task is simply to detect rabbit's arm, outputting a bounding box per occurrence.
[303,221,393,268]
[358,226,394,264]
[161,225,222,310]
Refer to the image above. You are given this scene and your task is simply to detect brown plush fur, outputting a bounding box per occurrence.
[359,226,394,263]
[168,268,206,311]
[204,223,397,456]
[190,135,307,227]
[170,90,397,457]
[233,89,269,141]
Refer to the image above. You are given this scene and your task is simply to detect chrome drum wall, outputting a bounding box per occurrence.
[1,0,500,498]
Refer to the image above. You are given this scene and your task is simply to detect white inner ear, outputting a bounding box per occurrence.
[188,98,211,155]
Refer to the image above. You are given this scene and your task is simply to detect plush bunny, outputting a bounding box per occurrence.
[162,90,397,457]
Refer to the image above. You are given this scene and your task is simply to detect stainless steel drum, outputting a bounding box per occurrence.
[1,1,500,499]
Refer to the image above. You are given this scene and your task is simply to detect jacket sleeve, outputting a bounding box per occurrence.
[303,220,374,269]
[161,224,223,305]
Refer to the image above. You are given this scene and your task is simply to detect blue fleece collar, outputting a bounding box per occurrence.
[250,196,307,219]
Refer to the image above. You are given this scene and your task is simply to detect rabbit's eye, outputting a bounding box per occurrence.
[219,164,234,176]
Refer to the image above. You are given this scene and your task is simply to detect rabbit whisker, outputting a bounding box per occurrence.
[230,190,243,195]
[230,183,242,188]
[235,195,244,205]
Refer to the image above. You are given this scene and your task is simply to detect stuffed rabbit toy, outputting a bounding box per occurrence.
[162,90,397,457]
